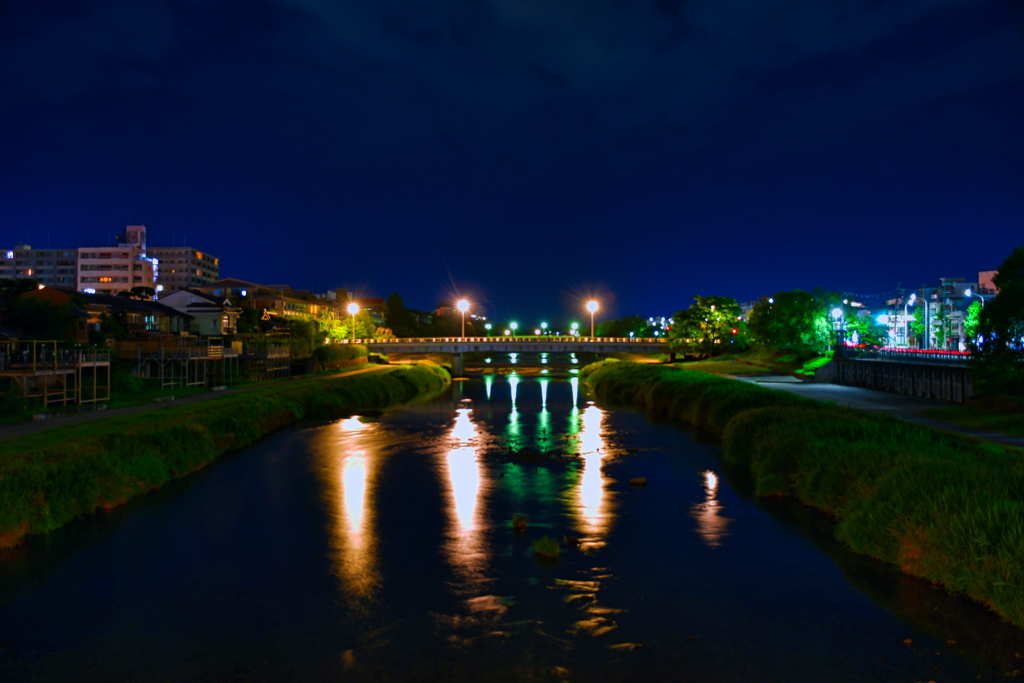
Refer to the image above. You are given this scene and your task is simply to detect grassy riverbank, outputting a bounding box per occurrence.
[919,396,1024,439]
[0,364,449,549]
[582,360,1024,629]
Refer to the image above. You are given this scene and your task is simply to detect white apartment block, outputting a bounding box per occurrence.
[77,225,156,296]
[149,247,220,294]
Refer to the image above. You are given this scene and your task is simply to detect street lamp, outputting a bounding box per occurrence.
[457,299,469,339]
[347,302,359,342]
[904,293,917,347]
[964,288,985,309]
[541,322,548,336]
[510,322,518,337]
[484,323,492,337]
[586,301,599,339]
[571,322,579,337]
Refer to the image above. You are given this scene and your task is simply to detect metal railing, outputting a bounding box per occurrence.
[0,340,110,372]
[838,345,972,365]
[339,336,668,344]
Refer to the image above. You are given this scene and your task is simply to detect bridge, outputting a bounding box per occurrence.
[341,336,669,375]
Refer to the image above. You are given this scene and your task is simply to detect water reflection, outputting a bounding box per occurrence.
[693,470,731,547]
[484,374,493,400]
[443,408,489,582]
[573,405,613,544]
[323,417,380,599]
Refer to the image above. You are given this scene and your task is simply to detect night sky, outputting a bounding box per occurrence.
[2,1,1022,322]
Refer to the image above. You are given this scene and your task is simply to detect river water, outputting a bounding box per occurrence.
[1,369,1022,681]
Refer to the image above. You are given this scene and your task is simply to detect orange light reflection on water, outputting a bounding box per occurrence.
[694,469,731,547]
[443,408,489,582]
[573,404,613,544]
[322,417,380,599]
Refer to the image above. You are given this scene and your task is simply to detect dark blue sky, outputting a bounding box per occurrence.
[2,0,1022,323]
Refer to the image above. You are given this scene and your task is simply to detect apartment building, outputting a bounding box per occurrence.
[0,245,78,287]
[77,225,155,296]
[149,246,220,294]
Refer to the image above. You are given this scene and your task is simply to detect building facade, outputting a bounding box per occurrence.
[77,225,156,296]
[1,246,78,287]
[149,246,220,294]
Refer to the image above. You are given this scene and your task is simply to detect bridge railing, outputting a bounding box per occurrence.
[339,336,668,345]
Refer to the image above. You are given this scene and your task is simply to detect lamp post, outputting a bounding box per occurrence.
[457,299,469,339]
[571,322,579,337]
[347,302,359,342]
[540,322,547,336]
[587,301,598,339]
[510,322,518,338]
[964,288,985,309]
[903,293,916,347]
[484,323,492,337]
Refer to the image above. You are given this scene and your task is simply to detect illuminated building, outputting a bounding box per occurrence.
[0,245,78,287]
[77,226,155,296]
[149,246,220,293]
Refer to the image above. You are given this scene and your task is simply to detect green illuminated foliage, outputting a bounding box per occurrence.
[668,295,745,357]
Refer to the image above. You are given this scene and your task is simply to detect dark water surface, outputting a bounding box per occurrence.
[1,373,1022,682]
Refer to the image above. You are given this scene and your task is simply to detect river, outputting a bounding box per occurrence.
[1,369,1021,681]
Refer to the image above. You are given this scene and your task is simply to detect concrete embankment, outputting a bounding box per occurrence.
[0,364,450,549]
[582,360,1024,630]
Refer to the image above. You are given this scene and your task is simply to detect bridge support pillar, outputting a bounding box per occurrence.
[451,353,464,378]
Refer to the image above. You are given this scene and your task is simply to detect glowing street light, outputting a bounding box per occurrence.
[347,302,360,342]
[965,288,985,309]
[586,300,599,339]
[510,322,518,337]
[534,329,541,336]
[485,322,492,337]
[457,299,469,339]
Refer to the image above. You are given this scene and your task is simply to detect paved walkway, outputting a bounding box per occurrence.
[734,375,1024,449]
[0,364,390,442]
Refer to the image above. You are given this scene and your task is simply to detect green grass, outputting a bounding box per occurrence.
[0,364,449,548]
[919,396,1024,439]
[671,348,827,377]
[583,360,1024,629]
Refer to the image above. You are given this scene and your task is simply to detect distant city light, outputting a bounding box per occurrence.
[240,289,247,296]
[534,329,541,335]
[4,251,12,259]
[84,288,96,294]
[831,308,843,319]
[156,284,164,292]
[571,322,579,330]
[504,329,510,336]
[768,298,774,304]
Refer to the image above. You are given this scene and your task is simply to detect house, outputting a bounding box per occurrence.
[158,289,241,336]
[85,295,192,336]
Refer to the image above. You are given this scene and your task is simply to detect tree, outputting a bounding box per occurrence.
[909,305,926,348]
[971,242,1024,395]
[746,289,840,354]
[845,311,888,348]
[117,286,156,300]
[5,298,76,341]
[596,315,651,338]
[668,296,744,357]
[0,278,40,297]
[322,309,377,342]
[964,301,982,341]
[385,292,416,337]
